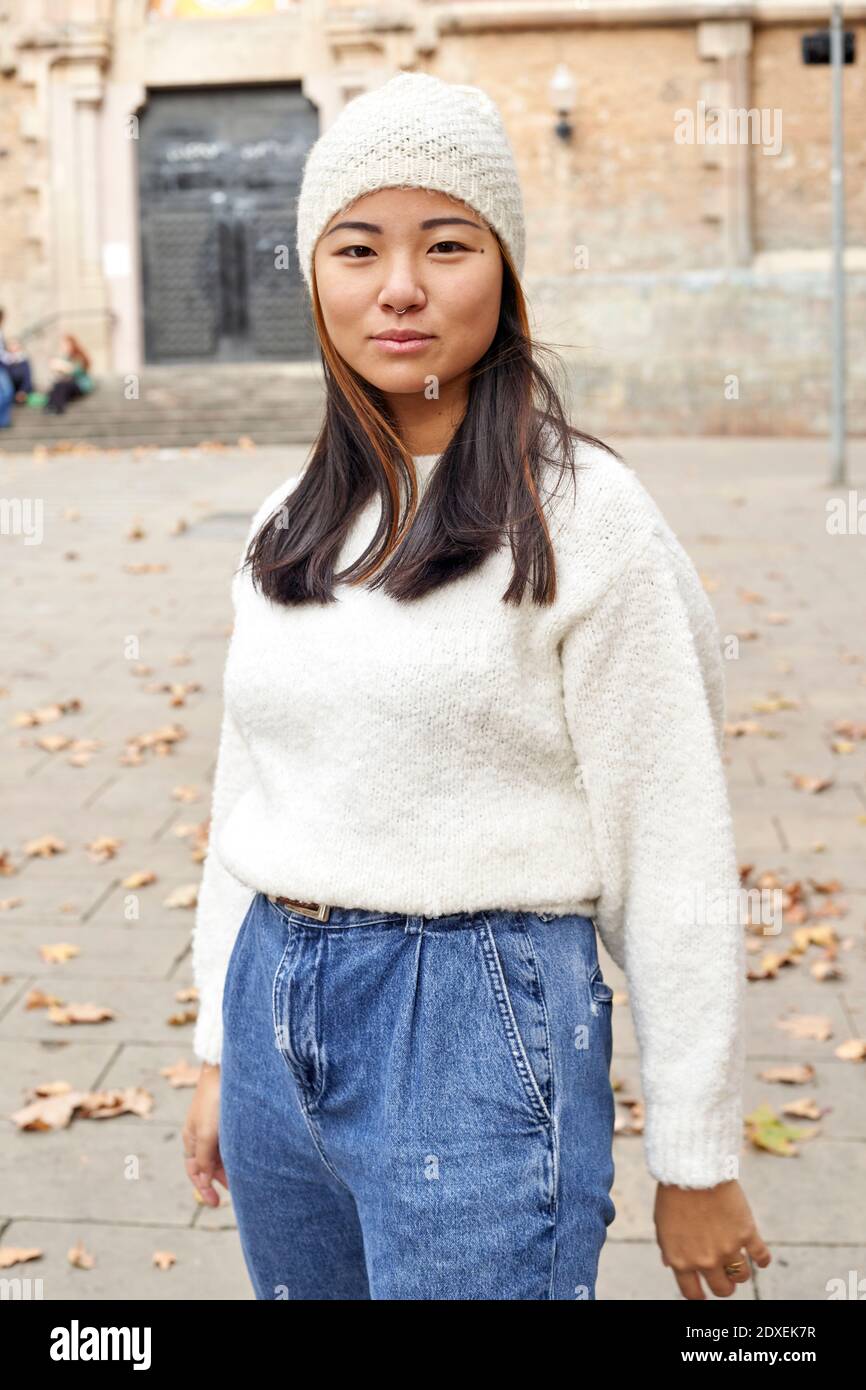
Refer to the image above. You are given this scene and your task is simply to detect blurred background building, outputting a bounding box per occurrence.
[0,0,863,439]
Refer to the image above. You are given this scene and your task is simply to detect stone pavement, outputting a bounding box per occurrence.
[0,437,863,1301]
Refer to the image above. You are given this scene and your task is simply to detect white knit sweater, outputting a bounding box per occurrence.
[191,442,746,1189]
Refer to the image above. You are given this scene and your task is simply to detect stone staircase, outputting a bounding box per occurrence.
[0,363,327,451]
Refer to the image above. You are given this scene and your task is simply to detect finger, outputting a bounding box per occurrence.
[717,1250,753,1285]
[703,1265,738,1298]
[189,1165,220,1206]
[746,1233,772,1267]
[182,1138,221,1204]
[674,1269,706,1301]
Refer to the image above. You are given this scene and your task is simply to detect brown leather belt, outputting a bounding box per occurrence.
[268,893,331,922]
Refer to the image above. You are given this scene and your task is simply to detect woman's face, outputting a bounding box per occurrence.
[312,187,503,403]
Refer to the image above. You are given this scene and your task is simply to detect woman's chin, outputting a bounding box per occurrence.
[359,358,444,396]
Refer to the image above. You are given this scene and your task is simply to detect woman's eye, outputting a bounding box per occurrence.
[334,241,469,259]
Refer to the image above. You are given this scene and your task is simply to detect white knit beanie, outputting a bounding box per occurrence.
[295,71,526,295]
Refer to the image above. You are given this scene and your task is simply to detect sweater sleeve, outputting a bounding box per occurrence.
[560,525,746,1188]
[190,475,300,1065]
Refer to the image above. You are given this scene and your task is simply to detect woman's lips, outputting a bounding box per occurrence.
[370,336,435,355]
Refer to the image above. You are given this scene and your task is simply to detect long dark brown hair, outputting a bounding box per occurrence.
[62,334,91,372]
[245,234,621,607]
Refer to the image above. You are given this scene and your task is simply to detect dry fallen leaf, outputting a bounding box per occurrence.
[812,898,847,920]
[781,1098,825,1121]
[121,870,157,889]
[834,1038,866,1062]
[810,959,843,981]
[790,775,834,793]
[613,1097,644,1136]
[152,1250,176,1271]
[47,1002,115,1026]
[12,1084,153,1129]
[832,719,866,740]
[160,1059,201,1088]
[775,1014,834,1042]
[808,879,844,895]
[39,943,81,965]
[758,1064,816,1084]
[167,1008,197,1027]
[11,699,82,727]
[143,681,202,708]
[791,925,840,954]
[11,1090,86,1131]
[751,695,800,714]
[23,835,66,858]
[163,884,198,910]
[725,720,782,738]
[85,836,122,863]
[68,1240,96,1270]
[36,734,73,752]
[172,786,200,803]
[120,723,187,765]
[0,1247,43,1269]
[747,951,796,980]
[79,1087,154,1119]
[25,987,64,1010]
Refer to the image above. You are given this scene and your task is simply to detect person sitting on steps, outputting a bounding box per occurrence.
[0,306,35,406]
[43,333,94,415]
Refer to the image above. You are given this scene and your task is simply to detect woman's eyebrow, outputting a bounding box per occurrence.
[322,216,484,238]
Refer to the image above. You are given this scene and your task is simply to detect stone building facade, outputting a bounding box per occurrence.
[0,0,863,433]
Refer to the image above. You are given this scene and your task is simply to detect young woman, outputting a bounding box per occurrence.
[43,333,93,414]
[183,71,770,1301]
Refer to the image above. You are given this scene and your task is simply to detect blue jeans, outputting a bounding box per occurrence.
[219,891,617,1300]
[0,366,13,428]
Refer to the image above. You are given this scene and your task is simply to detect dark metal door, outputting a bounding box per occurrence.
[138,85,318,363]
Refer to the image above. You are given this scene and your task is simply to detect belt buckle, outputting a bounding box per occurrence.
[275,895,331,923]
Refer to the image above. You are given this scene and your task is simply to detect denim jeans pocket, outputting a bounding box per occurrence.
[476,914,554,1128]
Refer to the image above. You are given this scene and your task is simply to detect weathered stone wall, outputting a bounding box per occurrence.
[0,2,863,433]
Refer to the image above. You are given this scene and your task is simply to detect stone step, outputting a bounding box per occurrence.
[1,428,319,451]
[4,408,324,433]
[3,365,328,449]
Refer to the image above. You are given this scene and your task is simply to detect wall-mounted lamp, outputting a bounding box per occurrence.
[549,63,578,142]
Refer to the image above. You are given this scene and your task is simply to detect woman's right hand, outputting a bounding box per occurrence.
[182,1062,229,1207]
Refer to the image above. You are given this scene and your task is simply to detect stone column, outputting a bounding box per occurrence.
[697,19,754,267]
[48,52,113,367]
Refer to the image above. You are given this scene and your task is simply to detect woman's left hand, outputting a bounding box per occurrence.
[654,1179,771,1299]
